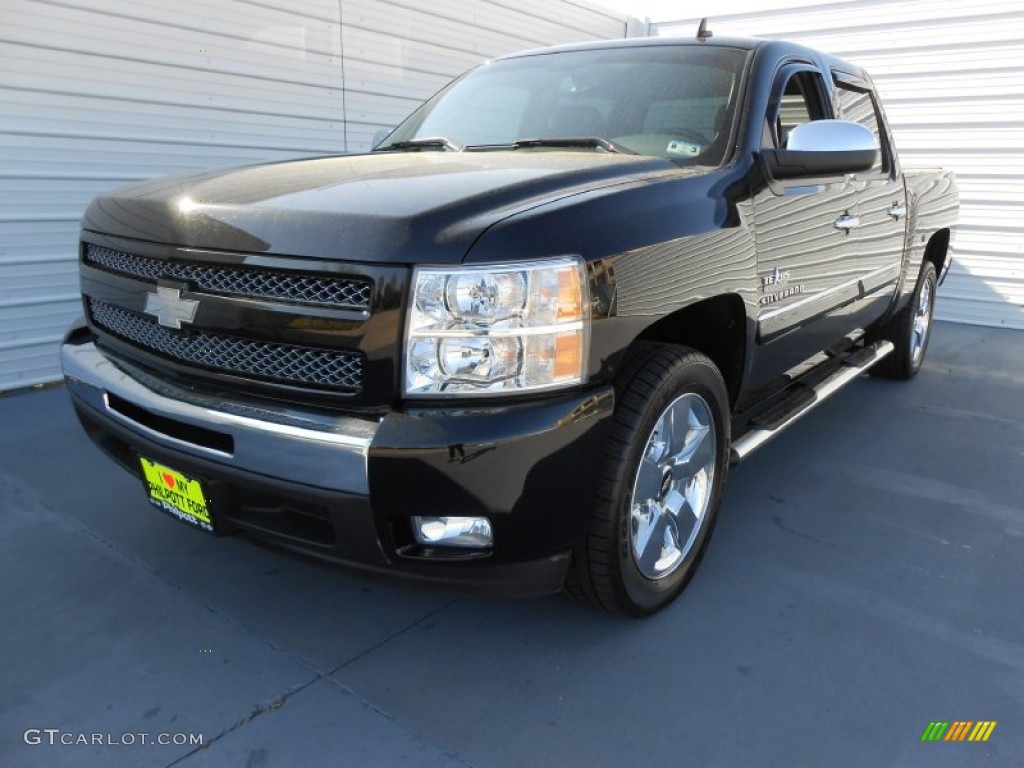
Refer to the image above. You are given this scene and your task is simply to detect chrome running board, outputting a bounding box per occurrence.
[730,340,895,464]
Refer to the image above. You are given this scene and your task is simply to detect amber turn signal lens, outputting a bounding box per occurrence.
[553,331,583,380]
[557,267,584,321]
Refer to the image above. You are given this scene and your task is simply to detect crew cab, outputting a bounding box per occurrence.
[61,32,958,615]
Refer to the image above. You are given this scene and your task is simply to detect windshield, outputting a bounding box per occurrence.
[378,45,748,165]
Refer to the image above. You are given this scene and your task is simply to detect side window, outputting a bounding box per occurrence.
[834,80,887,174]
[766,71,829,149]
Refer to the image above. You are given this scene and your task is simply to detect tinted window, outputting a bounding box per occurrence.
[834,81,887,173]
[381,46,749,164]
[768,71,829,148]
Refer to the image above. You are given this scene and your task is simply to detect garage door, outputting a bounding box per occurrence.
[656,1,1024,330]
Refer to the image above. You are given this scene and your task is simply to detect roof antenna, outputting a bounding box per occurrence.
[697,17,713,42]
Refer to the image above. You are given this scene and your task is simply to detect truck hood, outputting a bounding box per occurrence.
[82,152,685,263]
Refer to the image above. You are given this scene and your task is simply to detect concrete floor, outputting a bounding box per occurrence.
[1,320,1022,768]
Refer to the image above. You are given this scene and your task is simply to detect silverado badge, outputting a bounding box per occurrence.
[759,267,805,306]
[144,285,199,329]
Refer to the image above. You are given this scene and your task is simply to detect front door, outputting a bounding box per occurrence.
[749,63,863,390]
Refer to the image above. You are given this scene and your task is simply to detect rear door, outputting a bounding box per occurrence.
[831,71,906,309]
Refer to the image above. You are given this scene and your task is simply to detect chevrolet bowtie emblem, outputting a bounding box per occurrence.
[144,286,199,329]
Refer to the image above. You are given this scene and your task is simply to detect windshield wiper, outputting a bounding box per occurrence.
[375,137,464,152]
[507,137,634,154]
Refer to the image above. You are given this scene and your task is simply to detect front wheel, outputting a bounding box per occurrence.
[567,343,730,616]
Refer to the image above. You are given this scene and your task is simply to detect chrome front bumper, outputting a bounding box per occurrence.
[61,342,379,494]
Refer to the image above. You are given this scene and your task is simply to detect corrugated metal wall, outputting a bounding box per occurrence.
[0,0,632,391]
[656,1,1024,330]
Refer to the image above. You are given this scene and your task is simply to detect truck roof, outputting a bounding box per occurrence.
[496,34,868,81]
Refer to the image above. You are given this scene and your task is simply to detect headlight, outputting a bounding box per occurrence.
[404,256,589,397]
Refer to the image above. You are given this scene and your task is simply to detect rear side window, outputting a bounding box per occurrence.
[834,80,888,174]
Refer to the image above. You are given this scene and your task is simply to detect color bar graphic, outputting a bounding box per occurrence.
[921,721,996,742]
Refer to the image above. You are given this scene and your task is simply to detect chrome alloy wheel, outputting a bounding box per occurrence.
[629,393,717,580]
[910,276,934,366]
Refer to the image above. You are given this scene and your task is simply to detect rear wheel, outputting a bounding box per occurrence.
[872,261,937,380]
[567,343,730,616]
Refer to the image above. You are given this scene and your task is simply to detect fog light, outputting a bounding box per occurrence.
[412,516,493,548]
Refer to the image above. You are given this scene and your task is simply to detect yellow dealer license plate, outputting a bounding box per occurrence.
[139,457,213,532]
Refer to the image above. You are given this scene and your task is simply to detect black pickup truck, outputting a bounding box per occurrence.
[61,32,958,615]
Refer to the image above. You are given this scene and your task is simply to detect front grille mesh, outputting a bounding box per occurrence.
[85,244,371,310]
[89,298,363,391]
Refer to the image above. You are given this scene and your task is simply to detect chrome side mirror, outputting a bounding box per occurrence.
[764,119,877,179]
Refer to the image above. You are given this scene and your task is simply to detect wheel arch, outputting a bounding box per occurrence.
[923,227,951,279]
[885,226,953,323]
[632,293,747,408]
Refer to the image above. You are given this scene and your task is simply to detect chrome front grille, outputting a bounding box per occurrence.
[89,298,363,391]
[85,244,371,310]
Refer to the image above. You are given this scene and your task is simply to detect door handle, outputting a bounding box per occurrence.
[887,202,907,220]
[834,213,860,231]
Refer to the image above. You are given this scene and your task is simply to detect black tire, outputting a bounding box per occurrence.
[871,261,938,380]
[566,343,730,617]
